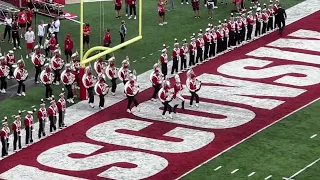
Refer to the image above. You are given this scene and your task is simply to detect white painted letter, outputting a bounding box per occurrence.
[0,165,88,180]
[287,29,320,40]
[218,58,320,86]
[37,142,168,180]
[267,38,320,52]
[197,74,305,110]
[86,118,215,153]
[133,101,255,129]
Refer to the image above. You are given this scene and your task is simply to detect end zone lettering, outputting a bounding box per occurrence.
[1,13,320,180]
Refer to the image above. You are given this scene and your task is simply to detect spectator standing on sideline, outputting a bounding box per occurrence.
[192,0,200,18]
[115,0,122,19]
[64,34,73,63]
[158,0,167,26]
[168,0,175,10]
[181,0,189,5]
[103,29,111,59]
[52,17,60,43]
[119,20,127,45]
[12,19,21,50]
[275,4,286,35]
[128,0,137,19]
[26,8,33,30]
[38,20,47,48]
[18,9,27,39]
[83,23,91,51]
[3,14,12,43]
[207,0,214,19]
[25,27,35,58]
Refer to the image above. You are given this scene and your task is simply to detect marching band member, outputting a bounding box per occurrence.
[255,7,263,37]
[189,34,196,66]
[49,34,57,57]
[0,117,9,157]
[186,69,201,107]
[6,50,16,79]
[106,57,118,96]
[216,22,225,54]
[171,39,180,74]
[196,32,204,63]
[41,64,54,99]
[223,20,229,50]
[119,58,130,85]
[262,6,269,34]
[62,64,75,103]
[228,13,237,47]
[56,90,67,129]
[247,7,255,40]
[273,0,279,28]
[240,12,248,42]
[47,100,57,133]
[158,80,173,119]
[203,28,211,60]
[33,45,43,84]
[24,110,34,145]
[160,48,168,78]
[180,39,188,71]
[125,74,140,113]
[0,57,9,93]
[95,75,110,109]
[236,16,244,45]
[83,66,95,108]
[151,63,163,101]
[95,57,106,76]
[15,60,28,96]
[71,52,80,89]
[209,25,217,57]
[173,74,185,110]
[12,115,22,151]
[52,49,64,85]
[37,99,47,138]
[268,4,274,31]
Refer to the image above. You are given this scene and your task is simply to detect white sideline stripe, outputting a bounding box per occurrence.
[231,169,239,174]
[214,166,222,171]
[142,57,146,59]
[248,172,255,177]
[289,158,320,179]
[176,0,320,179]
[310,134,317,139]
[265,175,272,180]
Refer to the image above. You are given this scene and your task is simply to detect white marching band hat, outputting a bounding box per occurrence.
[206,28,210,32]
[153,63,159,69]
[161,49,166,53]
[15,115,20,119]
[50,100,55,103]
[54,49,60,53]
[27,111,33,114]
[34,45,40,49]
[174,74,180,82]
[71,52,78,58]
[257,7,261,11]
[8,50,14,54]
[108,57,115,62]
[0,56,4,60]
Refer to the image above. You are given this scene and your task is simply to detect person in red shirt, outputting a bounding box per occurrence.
[49,34,57,57]
[83,23,91,51]
[64,34,74,63]
[103,29,111,59]
[158,0,167,26]
[128,0,137,20]
[26,7,33,29]
[192,0,200,18]
[18,9,27,38]
[115,0,122,19]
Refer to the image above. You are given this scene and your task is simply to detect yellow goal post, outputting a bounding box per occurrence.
[78,0,143,100]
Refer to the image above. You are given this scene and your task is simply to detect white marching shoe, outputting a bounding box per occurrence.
[195,103,199,107]
[21,92,26,96]
[151,98,156,101]
[70,99,74,103]
[135,107,140,112]
[89,103,95,108]
[17,93,21,96]
[111,92,116,96]
[169,114,173,119]
[162,115,167,119]
[189,104,193,107]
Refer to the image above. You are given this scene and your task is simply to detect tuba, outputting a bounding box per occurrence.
[124,72,139,96]
[60,65,75,85]
[14,59,28,81]
[40,64,54,84]
[2,64,10,77]
[186,69,201,92]
[94,77,109,95]
[82,65,97,89]
[118,57,130,82]
[105,64,118,80]
[31,52,46,66]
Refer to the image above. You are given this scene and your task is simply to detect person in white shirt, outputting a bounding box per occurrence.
[25,27,35,58]
[52,17,60,43]
[38,20,48,49]
[2,14,12,43]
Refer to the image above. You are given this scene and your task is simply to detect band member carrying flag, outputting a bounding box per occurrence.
[12,114,22,151]
[124,72,140,113]
[37,99,47,138]
[0,117,9,157]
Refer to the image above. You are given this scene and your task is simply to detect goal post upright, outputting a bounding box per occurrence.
[79,0,143,100]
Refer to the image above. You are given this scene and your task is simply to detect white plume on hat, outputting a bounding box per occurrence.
[161,49,166,53]
[8,50,14,54]
[174,74,180,82]
[206,28,210,32]
[257,7,261,11]
[27,111,33,114]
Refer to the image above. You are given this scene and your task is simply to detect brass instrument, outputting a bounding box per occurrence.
[60,65,76,85]
[94,60,107,75]
[124,81,140,96]
[94,81,109,95]
[1,64,10,77]
[31,52,46,66]
[51,55,65,71]
[82,66,97,89]
[105,61,118,80]
[14,59,28,81]
[40,67,55,84]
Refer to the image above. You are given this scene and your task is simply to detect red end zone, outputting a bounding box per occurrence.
[1,11,320,180]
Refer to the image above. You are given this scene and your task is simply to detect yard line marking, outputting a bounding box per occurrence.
[282,178,294,180]
[265,175,272,180]
[141,57,146,59]
[248,172,256,177]
[214,166,222,171]
[310,134,317,138]
[133,60,137,62]
[150,53,153,55]
[231,169,239,174]
[288,157,320,179]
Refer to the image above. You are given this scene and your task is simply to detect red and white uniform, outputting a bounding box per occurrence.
[52,55,63,70]
[25,30,35,50]
[159,88,172,102]
[120,69,129,82]
[18,11,26,25]
[37,107,47,120]
[24,114,33,127]
[217,29,225,40]
[151,72,162,86]
[158,1,165,14]
[125,83,137,96]
[196,37,204,48]
[268,8,274,17]
[189,79,198,92]
[96,61,105,75]
[172,48,180,58]
[0,127,10,139]
[237,20,244,31]
[228,21,237,32]
[49,37,57,51]
[192,0,199,9]
[262,12,269,23]
[47,104,57,117]
[247,15,255,25]
[15,68,25,81]
[96,82,109,95]
[180,45,188,57]
[42,68,53,84]
[107,66,117,79]
[273,5,279,12]
[211,30,217,43]
[26,9,33,24]
[204,32,211,44]
[84,75,94,88]
[160,53,168,64]
[189,41,196,55]
[255,12,263,22]
[223,27,229,38]
[56,98,66,112]
[241,16,248,27]
[33,52,42,67]
[0,64,8,77]
[6,54,16,65]
[173,83,185,100]
[62,72,75,85]
[12,120,21,133]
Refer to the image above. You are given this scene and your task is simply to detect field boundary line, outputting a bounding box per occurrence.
[285,157,320,179]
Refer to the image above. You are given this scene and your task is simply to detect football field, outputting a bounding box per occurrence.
[0,0,319,179]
